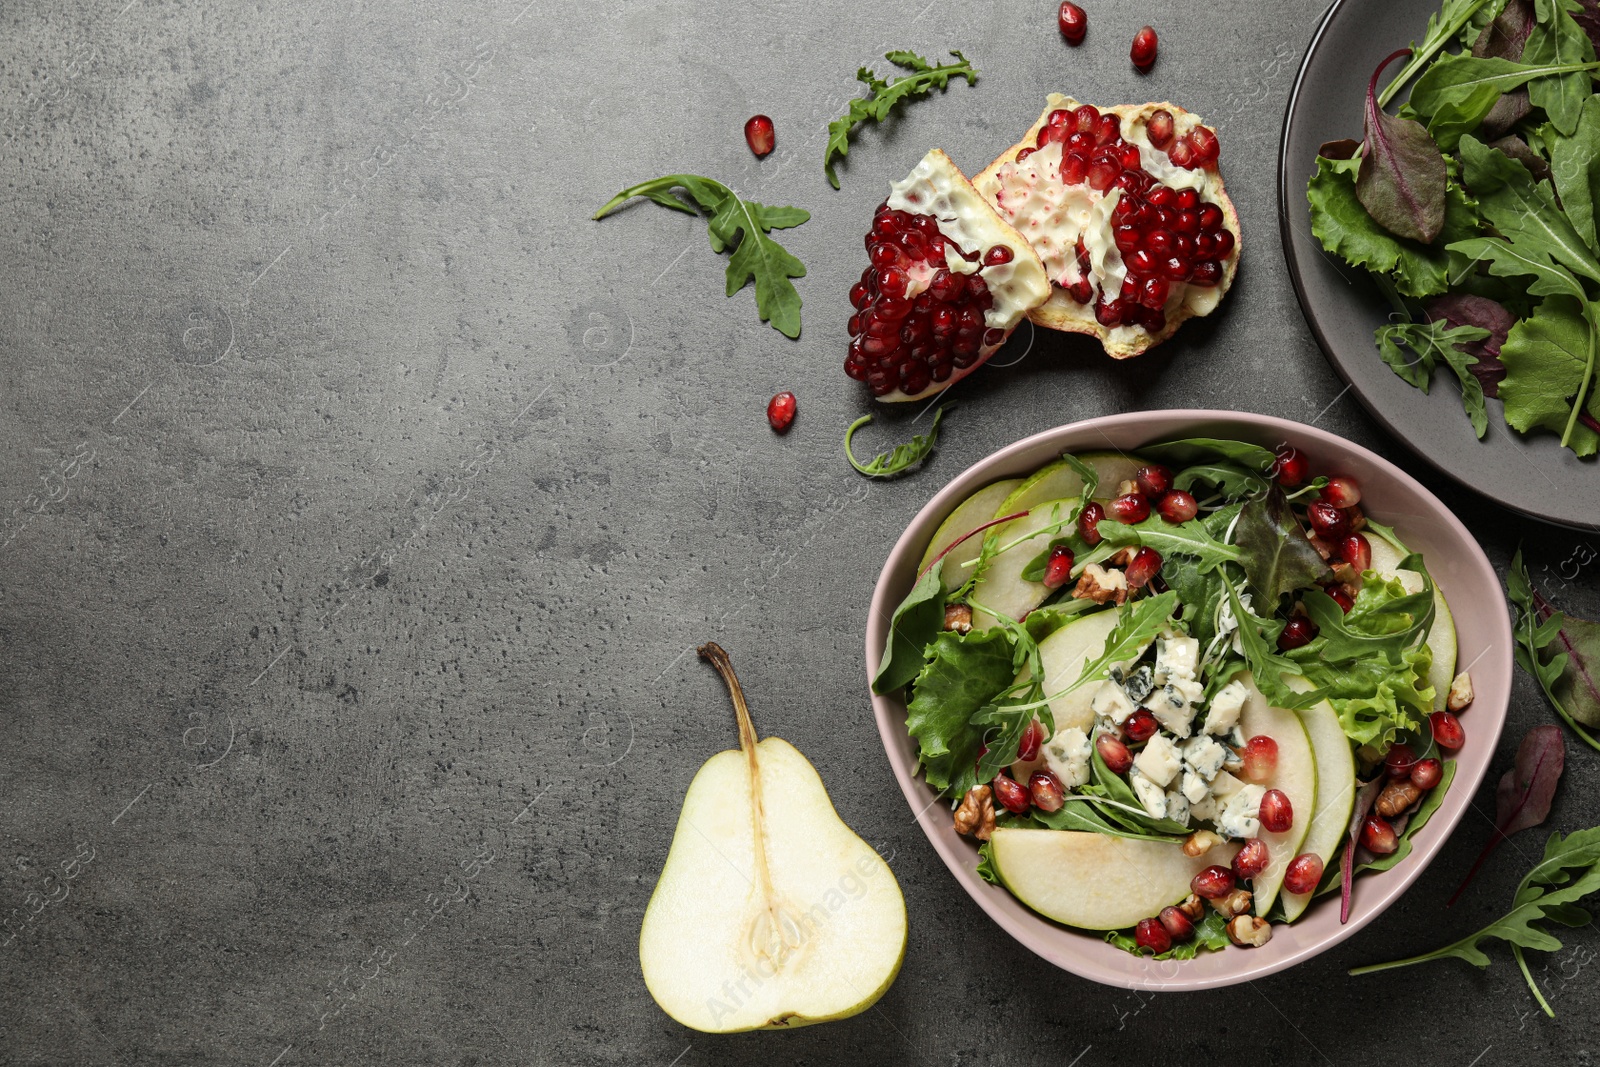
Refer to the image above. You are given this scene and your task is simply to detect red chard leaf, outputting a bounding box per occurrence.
[1425,293,1516,397]
[1488,134,1552,183]
[1342,777,1385,923]
[1473,0,1535,61]
[1574,0,1600,52]
[1536,591,1600,726]
[1319,138,1362,160]
[1357,49,1450,244]
[1448,725,1565,905]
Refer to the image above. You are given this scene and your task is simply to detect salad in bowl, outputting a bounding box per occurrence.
[867,413,1509,983]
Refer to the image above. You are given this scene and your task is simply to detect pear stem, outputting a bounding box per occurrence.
[698,642,792,955]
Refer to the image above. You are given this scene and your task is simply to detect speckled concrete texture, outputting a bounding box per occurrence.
[1,0,1597,1063]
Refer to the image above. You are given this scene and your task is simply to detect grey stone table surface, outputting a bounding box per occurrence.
[3,0,1599,1063]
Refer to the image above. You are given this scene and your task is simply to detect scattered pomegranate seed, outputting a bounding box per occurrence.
[1411,757,1444,790]
[1192,865,1236,899]
[1283,853,1324,895]
[1306,501,1351,538]
[1277,616,1318,650]
[1159,905,1195,941]
[1135,916,1171,954]
[1361,814,1398,854]
[744,114,775,157]
[1384,743,1416,778]
[1157,490,1198,524]
[1321,475,1362,509]
[1241,735,1278,783]
[1326,585,1355,613]
[1130,25,1159,71]
[1109,493,1151,524]
[1058,1,1088,43]
[1125,547,1162,589]
[1019,719,1045,762]
[1259,789,1294,833]
[992,773,1032,814]
[1029,769,1066,812]
[1233,838,1270,879]
[1146,109,1175,149]
[1124,709,1159,742]
[1096,733,1133,774]
[1273,445,1309,486]
[1135,464,1173,497]
[1430,711,1466,750]
[1078,502,1106,545]
[765,391,796,433]
[1042,545,1075,589]
[1340,532,1372,572]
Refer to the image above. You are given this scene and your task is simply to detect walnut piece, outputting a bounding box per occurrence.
[1108,546,1139,567]
[1072,563,1128,605]
[1447,672,1475,712]
[1182,830,1222,857]
[1116,479,1140,497]
[1306,532,1336,561]
[1376,778,1425,818]
[953,785,996,842]
[944,603,973,634]
[1210,888,1254,919]
[1226,914,1273,947]
[1176,893,1205,921]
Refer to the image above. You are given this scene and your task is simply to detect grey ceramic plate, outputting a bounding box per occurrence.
[1278,0,1600,531]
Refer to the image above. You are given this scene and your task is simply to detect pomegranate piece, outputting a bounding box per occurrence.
[1240,735,1278,783]
[1283,853,1324,896]
[1130,25,1159,71]
[1058,1,1087,43]
[846,150,1050,400]
[1108,493,1151,524]
[1018,719,1045,762]
[743,114,775,157]
[1078,501,1106,545]
[1277,616,1318,651]
[1410,757,1444,789]
[1042,545,1075,589]
[1321,474,1362,509]
[1135,464,1173,497]
[1384,743,1417,778]
[1158,905,1195,941]
[1135,917,1171,954]
[1157,490,1198,524]
[1361,814,1398,854]
[1123,709,1159,742]
[1325,585,1355,613]
[992,773,1032,814]
[1258,789,1294,833]
[1029,769,1066,812]
[1272,445,1309,486]
[1191,864,1236,900]
[1306,501,1351,538]
[1233,838,1270,879]
[1339,532,1372,572]
[1124,547,1162,589]
[1096,733,1133,774]
[765,391,796,433]
[1430,711,1466,750]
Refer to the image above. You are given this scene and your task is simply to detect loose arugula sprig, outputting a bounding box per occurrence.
[844,404,952,478]
[594,175,809,338]
[824,51,978,189]
[1508,549,1600,753]
[1350,825,1600,1017]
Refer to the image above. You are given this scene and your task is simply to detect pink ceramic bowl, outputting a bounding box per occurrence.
[865,410,1511,990]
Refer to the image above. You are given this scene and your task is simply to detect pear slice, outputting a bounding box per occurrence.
[993,450,1147,517]
[1367,531,1457,709]
[639,644,907,1032]
[918,478,1022,594]
[1281,690,1357,922]
[1237,675,1316,916]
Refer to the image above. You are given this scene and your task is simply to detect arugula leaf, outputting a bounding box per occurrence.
[873,559,947,694]
[1498,296,1600,455]
[1456,135,1600,286]
[905,628,1016,795]
[1223,579,1322,711]
[1350,825,1600,1017]
[594,175,808,338]
[1106,910,1231,960]
[1173,462,1269,502]
[1409,55,1600,149]
[1231,488,1333,606]
[1508,549,1600,750]
[1546,95,1600,250]
[844,405,952,478]
[1378,0,1502,106]
[1360,49,1451,242]
[1425,292,1517,396]
[1164,554,1228,652]
[1375,320,1494,436]
[1094,516,1243,574]
[1138,437,1278,472]
[1304,568,1435,664]
[824,51,978,189]
[1524,0,1599,135]
[1086,745,1192,837]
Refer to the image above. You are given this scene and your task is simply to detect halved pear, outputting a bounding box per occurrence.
[989,829,1239,930]
[1281,689,1356,922]
[1238,675,1316,916]
[639,645,907,1032]
[918,478,1022,594]
[994,451,1148,517]
[1367,531,1457,709]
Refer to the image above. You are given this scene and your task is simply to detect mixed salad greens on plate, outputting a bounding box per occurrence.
[875,437,1475,957]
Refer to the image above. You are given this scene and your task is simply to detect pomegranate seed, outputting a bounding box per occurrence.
[849,281,871,309]
[1130,24,1158,70]
[1118,143,1143,170]
[1241,735,1278,783]
[1157,490,1198,523]
[1109,493,1151,524]
[1047,108,1072,129]
[1340,533,1372,572]
[1016,146,1037,162]
[1042,545,1075,589]
[1192,865,1235,900]
[1147,186,1176,209]
[1078,501,1105,545]
[1189,125,1219,166]
[1283,853,1324,895]
[1385,743,1416,778]
[1124,709,1159,742]
[1087,160,1120,192]
[1134,465,1173,497]
[1210,230,1235,258]
[1139,275,1171,310]
[1321,475,1363,509]
[1233,838,1270,879]
[1029,770,1066,812]
[1277,616,1318,650]
[992,773,1032,814]
[1361,814,1398,854]
[1068,277,1093,303]
[1411,757,1444,790]
[1096,733,1133,774]
[1430,711,1466,750]
[1093,113,1120,145]
[1060,151,1089,185]
[1176,188,1199,211]
[1159,905,1195,941]
[1197,203,1224,230]
[1135,917,1171,954]
[1326,585,1355,613]
[1259,789,1294,833]
[1272,445,1309,486]
[1018,719,1045,762]
[1146,109,1175,149]
[1306,501,1351,538]
[1190,260,1224,286]
[765,391,796,433]
[1072,104,1100,133]
[743,114,775,157]
[1167,136,1196,168]
[983,245,1014,267]
[1058,1,1088,43]
[1125,547,1162,589]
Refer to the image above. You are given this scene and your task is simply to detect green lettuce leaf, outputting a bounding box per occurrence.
[904,627,1016,795]
[873,559,948,694]
[1105,909,1231,960]
[1498,295,1600,456]
[1232,488,1333,607]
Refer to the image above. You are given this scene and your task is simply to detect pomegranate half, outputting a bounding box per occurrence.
[846,149,1051,402]
[973,95,1241,358]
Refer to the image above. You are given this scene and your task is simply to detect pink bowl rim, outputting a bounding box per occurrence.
[864,409,1511,991]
